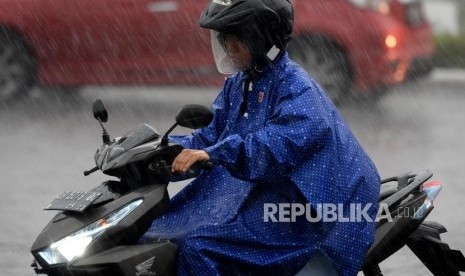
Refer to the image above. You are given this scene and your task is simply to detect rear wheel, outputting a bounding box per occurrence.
[0,31,37,102]
[288,36,351,104]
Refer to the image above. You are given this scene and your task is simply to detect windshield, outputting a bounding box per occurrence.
[107,123,160,162]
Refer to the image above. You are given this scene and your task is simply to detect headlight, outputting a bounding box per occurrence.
[38,199,143,265]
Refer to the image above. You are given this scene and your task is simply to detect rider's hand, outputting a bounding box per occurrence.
[171,149,210,174]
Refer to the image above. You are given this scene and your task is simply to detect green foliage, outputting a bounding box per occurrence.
[433,34,465,68]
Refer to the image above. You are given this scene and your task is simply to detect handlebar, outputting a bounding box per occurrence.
[183,160,214,178]
[149,159,214,180]
[202,160,214,170]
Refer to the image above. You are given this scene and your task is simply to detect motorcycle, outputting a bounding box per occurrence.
[31,99,465,276]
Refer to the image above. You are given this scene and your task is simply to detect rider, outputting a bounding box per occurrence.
[141,0,381,275]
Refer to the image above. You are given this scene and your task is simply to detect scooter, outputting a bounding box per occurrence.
[31,99,465,276]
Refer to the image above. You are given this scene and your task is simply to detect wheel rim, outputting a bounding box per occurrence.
[290,39,350,103]
[0,41,30,100]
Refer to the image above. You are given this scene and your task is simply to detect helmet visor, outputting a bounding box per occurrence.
[210,30,250,75]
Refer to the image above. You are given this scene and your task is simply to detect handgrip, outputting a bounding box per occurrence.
[202,160,214,170]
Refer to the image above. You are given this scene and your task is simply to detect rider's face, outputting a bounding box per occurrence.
[222,35,252,71]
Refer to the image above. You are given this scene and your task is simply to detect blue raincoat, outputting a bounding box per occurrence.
[141,52,380,276]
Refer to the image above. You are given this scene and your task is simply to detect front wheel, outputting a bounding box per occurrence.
[0,31,37,102]
[288,36,351,104]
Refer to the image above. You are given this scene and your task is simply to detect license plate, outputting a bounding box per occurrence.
[44,191,102,212]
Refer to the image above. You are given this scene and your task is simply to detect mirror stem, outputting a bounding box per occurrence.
[98,119,111,144]
[161,122,178,147]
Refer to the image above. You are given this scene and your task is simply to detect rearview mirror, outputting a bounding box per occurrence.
[92,99,108,123]
[176,104,213,129]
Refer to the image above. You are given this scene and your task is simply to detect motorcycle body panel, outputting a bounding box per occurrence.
[30,104,465,275]
[38,242,177,276]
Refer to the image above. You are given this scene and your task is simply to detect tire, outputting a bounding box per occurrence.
[288,36,351,104]
[0,30,37,103]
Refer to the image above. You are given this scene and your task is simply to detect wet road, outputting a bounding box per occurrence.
[0,75,464,275]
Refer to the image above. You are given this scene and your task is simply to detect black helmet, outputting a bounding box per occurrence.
[200,0,294,70]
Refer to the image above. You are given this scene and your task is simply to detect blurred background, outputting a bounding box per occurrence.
[1,0,465,275]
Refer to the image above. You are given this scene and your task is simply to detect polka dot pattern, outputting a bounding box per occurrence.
[140,52,381,276]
